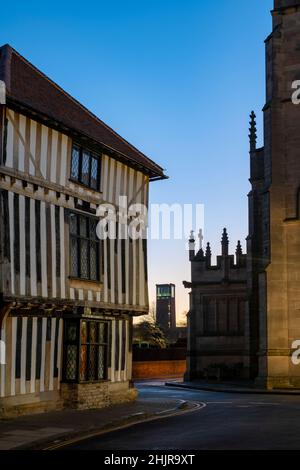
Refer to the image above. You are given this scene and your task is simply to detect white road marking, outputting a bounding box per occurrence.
[44,400,207,450]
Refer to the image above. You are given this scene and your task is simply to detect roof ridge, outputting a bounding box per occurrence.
[7,45,163,173]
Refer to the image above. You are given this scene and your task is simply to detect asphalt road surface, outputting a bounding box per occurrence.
[62,380,300,450]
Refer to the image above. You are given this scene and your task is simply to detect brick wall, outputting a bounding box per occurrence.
[132,360,186,379]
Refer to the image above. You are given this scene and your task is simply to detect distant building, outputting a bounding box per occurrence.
[184,229,248,380]
[156,284,176,332]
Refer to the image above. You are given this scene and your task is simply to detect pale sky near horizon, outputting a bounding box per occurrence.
[1,0,274,323]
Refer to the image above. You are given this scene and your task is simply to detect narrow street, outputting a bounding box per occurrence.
[59,380,300,450]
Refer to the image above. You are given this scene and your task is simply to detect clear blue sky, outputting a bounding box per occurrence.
[1,0,274,320]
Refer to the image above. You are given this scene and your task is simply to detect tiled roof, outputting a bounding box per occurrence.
[0,44,166,179]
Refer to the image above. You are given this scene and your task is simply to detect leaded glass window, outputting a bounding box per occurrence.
[79,216,88,237]
[70,237,78,277]
[64,322,78,381]
[70,213,78,235]
[91,157,98,190]
[70,144,101,190]
[79,321,108,382]
[69,213,100,281]
[80,239,89,278]
[90,242,98,281]
[80,345,87,381]
[81,151,90,186]
[71,146,80,180]
[89,218,97,238]
[65,345,77,381]
[63,319,108,383]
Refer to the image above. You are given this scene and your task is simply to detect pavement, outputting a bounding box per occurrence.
[0,380,191,450]
[165,379,300,395]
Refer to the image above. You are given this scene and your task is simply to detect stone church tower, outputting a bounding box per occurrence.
[185,0,300,388]
[248,0,300,388]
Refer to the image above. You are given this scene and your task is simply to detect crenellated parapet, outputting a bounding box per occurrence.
[188,228,247,274]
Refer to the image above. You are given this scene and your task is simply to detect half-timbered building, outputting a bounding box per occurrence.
[0,44,166,415]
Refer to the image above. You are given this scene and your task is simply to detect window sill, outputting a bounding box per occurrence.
[69,178,102,194]
[62,379,109,385]
[69,277,103,290]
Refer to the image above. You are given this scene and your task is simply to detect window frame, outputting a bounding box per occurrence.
[63,319,109,384]
[70,144,102,191]
[69,212,100,282]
